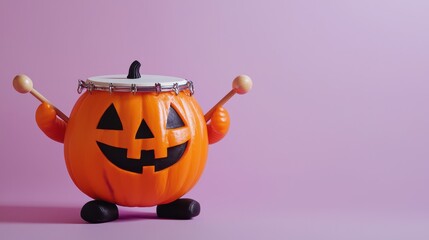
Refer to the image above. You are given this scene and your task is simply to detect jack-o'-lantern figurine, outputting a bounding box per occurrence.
[13,61,252,223]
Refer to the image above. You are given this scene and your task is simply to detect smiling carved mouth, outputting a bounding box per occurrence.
[96,141,188,174]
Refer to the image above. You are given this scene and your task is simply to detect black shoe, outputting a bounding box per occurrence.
[157,198,200,219]
[81,200,119,223]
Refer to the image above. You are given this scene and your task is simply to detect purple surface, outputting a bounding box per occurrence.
[1,0,429,239]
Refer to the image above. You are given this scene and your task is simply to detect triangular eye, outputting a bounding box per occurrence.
[136,119,154,139]
[97,103,123,130]
[166,106,185,129]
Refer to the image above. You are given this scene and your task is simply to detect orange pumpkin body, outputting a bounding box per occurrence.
[64,90,208,207]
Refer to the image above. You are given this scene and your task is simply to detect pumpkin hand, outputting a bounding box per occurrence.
[36,102,67,143]
[207,107,230,144]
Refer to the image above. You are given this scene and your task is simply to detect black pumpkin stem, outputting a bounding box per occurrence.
[127,60,141,79]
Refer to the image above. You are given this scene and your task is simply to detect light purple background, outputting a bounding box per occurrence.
[1,0,429,239]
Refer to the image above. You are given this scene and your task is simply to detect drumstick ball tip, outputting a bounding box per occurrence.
[13,74,33,94]
[232,75,253,94]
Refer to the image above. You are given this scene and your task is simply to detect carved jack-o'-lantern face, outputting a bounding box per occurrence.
[64,90,208,207]
[96,103,187,173]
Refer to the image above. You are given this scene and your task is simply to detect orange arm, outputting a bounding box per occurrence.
[35,103,67,143]
[207,107,230,144]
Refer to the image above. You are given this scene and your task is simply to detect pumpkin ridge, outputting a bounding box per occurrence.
[103,168,116,203]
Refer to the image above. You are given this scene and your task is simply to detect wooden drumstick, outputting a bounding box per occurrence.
[13,74,69,122]
[204,75,253,122]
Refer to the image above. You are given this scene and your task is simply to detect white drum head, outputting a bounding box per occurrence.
[87,74,188,87]
[77,61,194,95]
[78,74,194,95]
